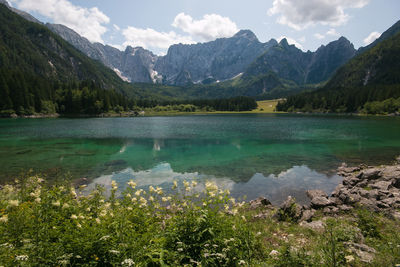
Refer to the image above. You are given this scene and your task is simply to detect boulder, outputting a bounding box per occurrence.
[358,169,382,180]
[371,181,392,191]
[249,197,272,209]
[299,220,325,231]
[299,209,315,222]
[306,189,327,200]
[311,196,332,209]
[344,242,376,263]
[275,196,303,222]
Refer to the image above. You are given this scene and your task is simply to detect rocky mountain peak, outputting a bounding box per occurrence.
[279,38,289,47]
[233,30,258,41]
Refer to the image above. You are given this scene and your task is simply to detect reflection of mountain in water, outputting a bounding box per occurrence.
[87,163,342,205]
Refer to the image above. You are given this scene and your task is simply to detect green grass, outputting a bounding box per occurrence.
[0,175,399,266]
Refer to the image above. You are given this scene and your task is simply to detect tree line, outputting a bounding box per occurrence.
[276,84,400,114]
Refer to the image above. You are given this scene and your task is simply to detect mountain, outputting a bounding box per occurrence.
[0,3,165,115]
[0,0,42,24]
[358,19,400,54]
[155,30,277,85]
[46,23,159,84]
[276,31,400,113]
[243,37,356,85]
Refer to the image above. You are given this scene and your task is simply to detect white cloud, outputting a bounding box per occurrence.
[172,12,238,42]
[277,36,304,50]
[363,31,381,45]
[122,26,195,51]
[326,28,340,36]
[9,0,110,43]
[314,28,340,40]
[268,0,369,30]
[314,33,325,39]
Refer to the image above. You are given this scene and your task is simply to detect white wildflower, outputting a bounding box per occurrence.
[177,248,183,252]
[172,180,178,189]
[70,214,78,220]
[345,255,355,263]
[76,223,82,228]
[52,201,61,207]
[128,180,137,189]
[62,203,70,209]
[95,218,101,224]
[35,197,41,203]
[135,189,143,196]
[131,197,137,203]
[0,215,8,223]
[16,255,29,261]
[191,181,197,187]
[238,260,246,265]
[149,196,154,202]
[121,258,135,266]
[149,185,155,193]
[111,180,118,190]
[70,187,77,198]
[156,186,163,195]
[100,235,110,241]
[269,250,280,257]
[109,249,120,254]
[86,207,91,212]
[9,200,19,207]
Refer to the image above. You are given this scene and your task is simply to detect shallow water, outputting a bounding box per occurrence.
[1,114,399,204]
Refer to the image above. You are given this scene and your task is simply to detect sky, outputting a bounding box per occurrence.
[7,0,400,55]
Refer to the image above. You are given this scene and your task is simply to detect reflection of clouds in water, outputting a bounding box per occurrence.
[87,163,235,193]
[87,163,341,205]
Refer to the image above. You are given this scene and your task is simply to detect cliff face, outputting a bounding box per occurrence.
[244,37,356,85]
[46,23,159,83]
[155,30,277,85]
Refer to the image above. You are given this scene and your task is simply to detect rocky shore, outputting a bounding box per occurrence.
[249,156,400,263]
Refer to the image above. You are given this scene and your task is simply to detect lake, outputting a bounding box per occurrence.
[1,114,399,204]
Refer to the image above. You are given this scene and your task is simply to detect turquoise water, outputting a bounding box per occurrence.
[1,114,399,204]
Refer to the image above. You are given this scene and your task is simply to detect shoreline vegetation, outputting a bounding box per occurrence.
[2,98,400,119]
[0,100,281,118]
[0,157,399,266]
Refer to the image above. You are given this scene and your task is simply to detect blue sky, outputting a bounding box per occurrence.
[7,0,400,55]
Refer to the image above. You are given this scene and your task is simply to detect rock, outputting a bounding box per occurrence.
[392,177,400,189]
[381,165,400,181]
[328,196,343,205]
[323,206,339,214]
[275,196,303,222]
[299,220,325,231]
[358,169,382,180]
[343,177,360,186]
[344,242,376,263]
[299,209,315,222]
[249,197,272,209]
[396,155,400,163]
[376,201,390,209]
[253,212,269,220]
[359,198,378,210]
[311,196,332,209]
[371,181,392,191]
[306,189,327,200]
